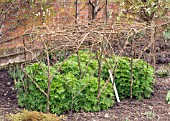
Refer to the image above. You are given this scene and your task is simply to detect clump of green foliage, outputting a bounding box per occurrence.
[8,64,24,82]
[166,90,170,104]
[15,51,154,114]
[101,56,154,100]
[155,69,169,77]
[163,25,170,42]
[155,65,170,78]
[16,51,114,115]
[144,110,155,119]
[6,109,61,121]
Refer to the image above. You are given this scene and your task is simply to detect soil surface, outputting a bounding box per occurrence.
[66,77,170,121]
[0,69,20,121]
[0,67,170,121]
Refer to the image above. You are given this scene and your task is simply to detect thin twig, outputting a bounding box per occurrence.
[21,64,47,97]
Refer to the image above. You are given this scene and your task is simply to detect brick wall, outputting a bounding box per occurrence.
[0,0,169,67]
[0,0,118,40]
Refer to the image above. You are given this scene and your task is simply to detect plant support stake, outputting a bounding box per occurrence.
[108,70,120,103]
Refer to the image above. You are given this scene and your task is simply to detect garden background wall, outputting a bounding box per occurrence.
[0,0,168,66]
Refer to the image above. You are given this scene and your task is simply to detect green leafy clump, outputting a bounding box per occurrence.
[155,65,170,78]
[16,51,114,115]
[15,50,154,114]
[163,25,170,42]
[155,69,169,77]
[166,90,170,104]
[102,56,154,100]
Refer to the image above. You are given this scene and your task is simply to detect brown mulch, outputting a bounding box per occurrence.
[0,69,169,121]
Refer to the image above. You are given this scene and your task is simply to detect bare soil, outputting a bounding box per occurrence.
[0,68,169,121]
[0,69,20,120]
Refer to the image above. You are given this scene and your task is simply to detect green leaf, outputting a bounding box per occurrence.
[166,91,170,103]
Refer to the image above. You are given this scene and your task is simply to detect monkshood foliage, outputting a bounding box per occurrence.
[15,51,154,114]
[101,56,154,100]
